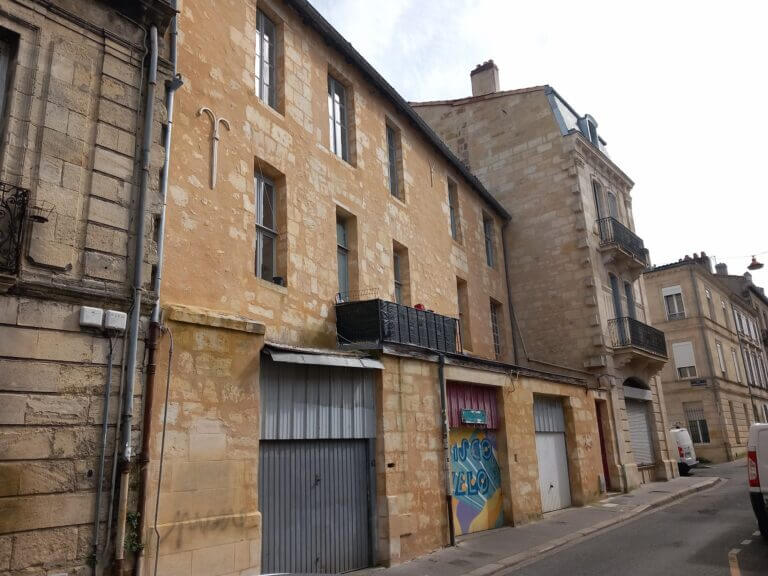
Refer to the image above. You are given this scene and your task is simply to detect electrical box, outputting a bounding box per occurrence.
[103,310,128,332]
[79,306,104,329]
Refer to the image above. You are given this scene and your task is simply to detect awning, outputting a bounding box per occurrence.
[264,345,383,370]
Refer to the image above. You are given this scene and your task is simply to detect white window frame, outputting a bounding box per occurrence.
[328,75,348,161]
[255,173,277,282]
[672,341,697,379]
[662,286,685,320]
[716,341,726,375]
[483,213,495,267]
[732,348,742,383]
[255,9,277,109]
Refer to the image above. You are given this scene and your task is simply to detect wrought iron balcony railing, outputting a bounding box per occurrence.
[0,182,29,275]
[597,217,648,266]
[609,316,667,358]
[336,298,459,354]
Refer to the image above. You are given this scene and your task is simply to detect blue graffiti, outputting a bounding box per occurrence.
[451,437,493,463]
[453,469,490,495]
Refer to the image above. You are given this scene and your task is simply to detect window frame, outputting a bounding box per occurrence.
[672,341,697,379]
[386,122,402,199]
[490,299,503,360]
[448,179,461,242]
[336,216,350,298]
[328,74,349,161]
[715,341,726,376]
[255,9,277,110]
[624,281,636,320]
[254,173,277,282]
[683,402,711,444]
[483,213,495,267]
[664,292,685,320]
[732,348,742,383]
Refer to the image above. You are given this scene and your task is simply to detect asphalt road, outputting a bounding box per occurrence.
[504,460,768,576]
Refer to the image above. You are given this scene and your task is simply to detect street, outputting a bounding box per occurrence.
[505,461,768,576]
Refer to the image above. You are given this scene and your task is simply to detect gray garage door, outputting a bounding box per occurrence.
[259,355,376,574]
[626,399,655,466]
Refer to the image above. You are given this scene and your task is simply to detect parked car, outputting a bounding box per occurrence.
[748,423,768,539]
[670,426,698,475]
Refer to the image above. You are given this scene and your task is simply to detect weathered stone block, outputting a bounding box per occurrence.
[87,197,130,229]
[19,461,75,494]
[93,146,134,182]
[41,126,86,166]
[0,428,53,460]
[0,394,26,425]
[10,526,78,569]
[84,250,128,282]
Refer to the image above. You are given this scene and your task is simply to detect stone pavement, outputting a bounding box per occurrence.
[364,471,722,576]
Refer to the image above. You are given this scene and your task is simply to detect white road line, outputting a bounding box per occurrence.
[740,539,751,546]
[729,548,742,576]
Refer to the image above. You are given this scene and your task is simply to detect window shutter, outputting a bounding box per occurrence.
[672,342,695,369]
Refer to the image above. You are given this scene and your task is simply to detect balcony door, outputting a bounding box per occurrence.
[610,274,627,345]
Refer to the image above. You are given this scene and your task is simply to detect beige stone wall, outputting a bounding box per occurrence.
[0,2,169,575]
[164,0,511,363]
[147,306,265,576]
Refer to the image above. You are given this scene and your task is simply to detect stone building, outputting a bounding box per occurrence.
[645,254,768,462]
[141,1,608,574]
[0,1,174,575]
[413,61,677,491]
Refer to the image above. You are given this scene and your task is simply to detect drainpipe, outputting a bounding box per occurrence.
[134,7,182,573]
[689,265,730,459]
[501,222,520,364]
[437,355,455,546]
[116,24,158,573]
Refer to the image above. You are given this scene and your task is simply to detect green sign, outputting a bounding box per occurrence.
[460,409,487,425]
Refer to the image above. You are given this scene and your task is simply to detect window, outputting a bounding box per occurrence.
[743,348,755,384]
[255,10,277,109]
[386,123,403,199]
[722,301,729,330]
[336,216,349,297]
[255,173,277,282]
[490,300,503,360]
[457,277,471,351]
[609,273,623,319]
[392,241,410,305]
[607,191,619,220]
[0,37,10,128]
[763,404,768,424]
[732,348,742,382]
[328,75,348,161]
[592,180,604,219]
[730,401,741,444]
[672,341,696,379]
[624,281,636,320]
[683,402,710,444]
[760,356,768,389]
[716,341,726,375]
[705,288,715,320]
[448,179,461,242]
[745,403,752,429]
[662,285,685,320]
[483,213,495,267]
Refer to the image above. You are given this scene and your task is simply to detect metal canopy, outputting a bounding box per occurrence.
[265,350,383,370]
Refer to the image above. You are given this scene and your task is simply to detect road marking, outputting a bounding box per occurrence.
[740,539,751,546]
[729,548,741,576]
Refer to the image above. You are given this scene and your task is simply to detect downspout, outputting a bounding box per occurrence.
[134,6,182,573]
[437,355,455,546]
[501,222,520,364]
[116,24,158,573]
[689,265,730,459]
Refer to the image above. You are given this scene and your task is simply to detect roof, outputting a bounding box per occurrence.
[286,0,510,220]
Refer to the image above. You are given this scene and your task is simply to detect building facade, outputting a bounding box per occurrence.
[141,2,607,575]
[645,255,768,462]
[0,1,173,575]
[413,62,678,491]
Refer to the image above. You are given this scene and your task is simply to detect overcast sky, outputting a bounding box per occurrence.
[312,0,768,288]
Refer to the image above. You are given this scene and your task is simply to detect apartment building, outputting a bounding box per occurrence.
[0,1,174,575]
[140,2,608,574]
[645,255,768,462]
[413,61,677,491]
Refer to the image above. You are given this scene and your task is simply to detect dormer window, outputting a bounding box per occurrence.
[585,114,599,146]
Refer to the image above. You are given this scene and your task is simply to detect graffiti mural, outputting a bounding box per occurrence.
[450,427,504,535]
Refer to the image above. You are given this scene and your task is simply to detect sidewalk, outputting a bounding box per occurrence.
[368,472,722,576]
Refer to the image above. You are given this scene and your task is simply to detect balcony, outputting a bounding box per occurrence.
[608,316,668,369]
[336,298,459,354]
[597,217,648,273]
[0,182,29,277]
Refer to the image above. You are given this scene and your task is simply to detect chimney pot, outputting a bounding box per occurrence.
[715,262,729,275]
[470,60,500,97]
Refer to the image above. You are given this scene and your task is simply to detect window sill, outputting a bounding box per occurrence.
[389,192,407,208]
[253,275,288,295]
[253,95,286,122]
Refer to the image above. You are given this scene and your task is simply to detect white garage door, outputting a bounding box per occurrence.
[626,399,655,466]
[534,396,571,513]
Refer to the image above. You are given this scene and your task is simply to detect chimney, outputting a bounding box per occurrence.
[700,251,712,273]
[715,262,728,275]
[471,60,499,97]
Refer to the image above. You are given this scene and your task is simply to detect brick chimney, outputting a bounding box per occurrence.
[715,262,728,275]
[471,60,499,97]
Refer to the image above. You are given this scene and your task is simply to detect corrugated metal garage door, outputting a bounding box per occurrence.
[533,396,571,513]
[259,355,375,574]
[260,439,371,574]
[626,399,655,466]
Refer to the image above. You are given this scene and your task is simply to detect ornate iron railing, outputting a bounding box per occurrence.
[597,217,648,265]
[609,316,667,358]
[336,298,459,354]
[0,182,29,275]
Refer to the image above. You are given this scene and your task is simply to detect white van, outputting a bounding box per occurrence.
[670,426,698,475]
[748,423,768,539]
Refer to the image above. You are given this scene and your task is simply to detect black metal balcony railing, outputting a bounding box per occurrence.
[597,217,648,266]
[336,298,459,354]
[609,316,667,358]
[0,183,29,275]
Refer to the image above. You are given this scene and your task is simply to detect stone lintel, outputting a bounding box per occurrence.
[165,304,266,335]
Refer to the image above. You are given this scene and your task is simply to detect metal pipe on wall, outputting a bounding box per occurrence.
[115,23,158,573]
[93,337,114,562]
[437,355,455,546]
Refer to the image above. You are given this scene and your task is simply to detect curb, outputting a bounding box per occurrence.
[465,476,723,576]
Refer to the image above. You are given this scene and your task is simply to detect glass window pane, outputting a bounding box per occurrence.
[336,219,347,248]
[337,249,348,295]
[260,233,275,280]
[261,181,275,231]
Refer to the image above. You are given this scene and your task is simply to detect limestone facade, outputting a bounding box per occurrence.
[413,65,678,490]
[0,1,172,575]
[145,1,606,574]
[644,255,768,462]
